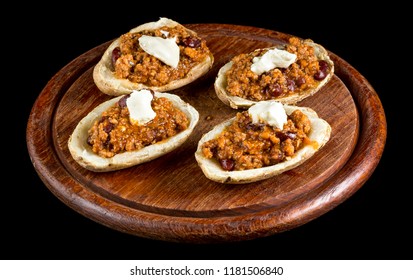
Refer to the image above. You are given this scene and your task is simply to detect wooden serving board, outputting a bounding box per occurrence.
[26,24,386,243]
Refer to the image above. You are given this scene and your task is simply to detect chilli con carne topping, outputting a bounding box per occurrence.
[87,93,189,158]
[225,36,331,101]
[112,25,211,87]
[201,109,312,171]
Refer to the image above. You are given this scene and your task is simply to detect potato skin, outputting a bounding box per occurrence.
[68,92,199,172]
[214,40,334,109]
[93,17,214,96]
[194,104,331,184]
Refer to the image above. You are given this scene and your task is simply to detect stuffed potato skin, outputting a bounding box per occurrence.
[68,92,199,172]
[195,104,331,184]
[93,17,214,96]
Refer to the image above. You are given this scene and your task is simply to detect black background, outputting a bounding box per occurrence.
[6,3,410,260]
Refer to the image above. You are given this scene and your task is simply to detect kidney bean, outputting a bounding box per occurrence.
[287,79,296,92]
[295,76,306,87]
[265,83,283,97]
[319,60,329,72]
[314,60,329,81]
[276,131,296,141]
[111,47,121,69]
[220,159,235,171]
[182,37,201,48]
[103,122,114,134]
[246,122,265,132]
[118,94,131,108]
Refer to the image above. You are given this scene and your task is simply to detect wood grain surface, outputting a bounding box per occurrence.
[26,24,386,243]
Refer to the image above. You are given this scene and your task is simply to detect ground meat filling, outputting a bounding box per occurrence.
[87,94,189,158]
[112,25,211,87]
[201,109,312,171]
[225,36,331,101]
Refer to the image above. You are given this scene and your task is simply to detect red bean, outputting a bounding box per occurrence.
[287,79,296,91]
[182,37,201,48]
[111,47,121,69]
[246,122,265,131]
[314,60,329,81]
[103,122,114,134]
[295,76,306,87]
[277,131,296,141]
[220,159,235,171]
[118,94,130,108]
[265,83,283,97]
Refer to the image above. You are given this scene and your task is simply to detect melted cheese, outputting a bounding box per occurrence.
[138,35,180,68]
[126,89,156,125]
[251,48,297,75]
[248,101,287,129]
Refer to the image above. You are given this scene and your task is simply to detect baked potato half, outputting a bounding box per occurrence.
[68,91,199,172]
[214,37,334,109]
[195,102,331,184]
[93,17,214,96]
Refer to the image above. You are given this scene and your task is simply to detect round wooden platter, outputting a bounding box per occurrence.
[27,24,386,243]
